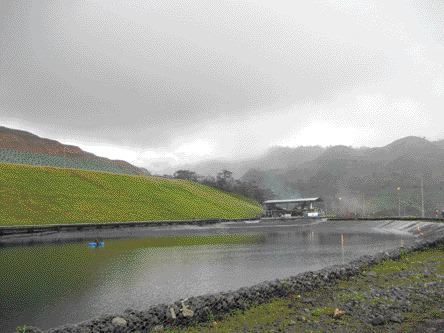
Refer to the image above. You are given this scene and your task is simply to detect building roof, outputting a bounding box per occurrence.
[263,197,322,204]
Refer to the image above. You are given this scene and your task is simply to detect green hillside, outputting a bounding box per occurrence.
[0,163,262,226]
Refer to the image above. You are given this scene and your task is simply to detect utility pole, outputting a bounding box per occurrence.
[337,197,342,217]
[361,192,365,217]
[421,177,425,218]
[397,187,401,216]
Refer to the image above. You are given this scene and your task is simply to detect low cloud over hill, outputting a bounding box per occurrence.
[187,136,444,216]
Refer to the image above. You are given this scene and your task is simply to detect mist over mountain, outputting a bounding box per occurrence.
[0,126,149,175]
[185,136,444,216]
[181,146,326,178]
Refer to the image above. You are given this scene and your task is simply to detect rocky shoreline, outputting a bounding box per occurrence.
[179,242,444,332]
[19,222,444,333]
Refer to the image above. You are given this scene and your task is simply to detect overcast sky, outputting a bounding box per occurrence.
[1,1,443,172]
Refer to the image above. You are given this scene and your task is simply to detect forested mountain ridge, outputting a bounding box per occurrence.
[240,136,444,216]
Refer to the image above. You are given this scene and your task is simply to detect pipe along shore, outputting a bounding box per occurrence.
[0,217,259,246]
[2,216,443,247]
[16,220,444,333]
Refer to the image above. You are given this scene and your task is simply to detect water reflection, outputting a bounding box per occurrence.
[0,222,414,331]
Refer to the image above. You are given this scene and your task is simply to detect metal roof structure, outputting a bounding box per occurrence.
[263,197,322,204]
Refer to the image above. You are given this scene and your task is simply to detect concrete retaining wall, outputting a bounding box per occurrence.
[0,218,259,236]
[21,220,444,333]
[0,217,260,246]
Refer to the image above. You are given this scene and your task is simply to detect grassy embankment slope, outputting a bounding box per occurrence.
[0,163,262,226]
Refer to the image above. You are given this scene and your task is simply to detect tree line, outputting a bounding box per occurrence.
[172,169,275,203]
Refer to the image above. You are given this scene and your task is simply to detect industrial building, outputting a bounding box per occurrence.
[262,197,324,217]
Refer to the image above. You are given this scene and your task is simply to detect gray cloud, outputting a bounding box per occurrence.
[1,1,443,168]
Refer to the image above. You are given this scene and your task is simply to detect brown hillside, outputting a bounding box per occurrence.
[0,126,148,175]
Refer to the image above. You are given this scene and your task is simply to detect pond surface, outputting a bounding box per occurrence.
[0,220,415,331]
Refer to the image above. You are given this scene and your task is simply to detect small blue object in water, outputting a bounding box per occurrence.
[87,241,105,248]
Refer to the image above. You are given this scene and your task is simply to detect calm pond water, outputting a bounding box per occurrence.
[0,220,415,331]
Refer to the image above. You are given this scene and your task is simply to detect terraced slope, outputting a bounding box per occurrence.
[0,126,149,175]
[0,163,262,226]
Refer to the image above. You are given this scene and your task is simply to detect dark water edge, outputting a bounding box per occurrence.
[0,220,423,332]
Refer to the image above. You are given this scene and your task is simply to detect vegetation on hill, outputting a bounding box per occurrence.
[0,126,148,175]
[0,163,261,226]
[172,169,275,203]
[0,149,127,174]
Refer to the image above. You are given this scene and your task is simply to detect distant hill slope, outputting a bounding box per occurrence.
[181,146,325,178]
[434,139,444,149]
[242,136,444,216]
[0,163,261,225]
[0,126,148,175]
